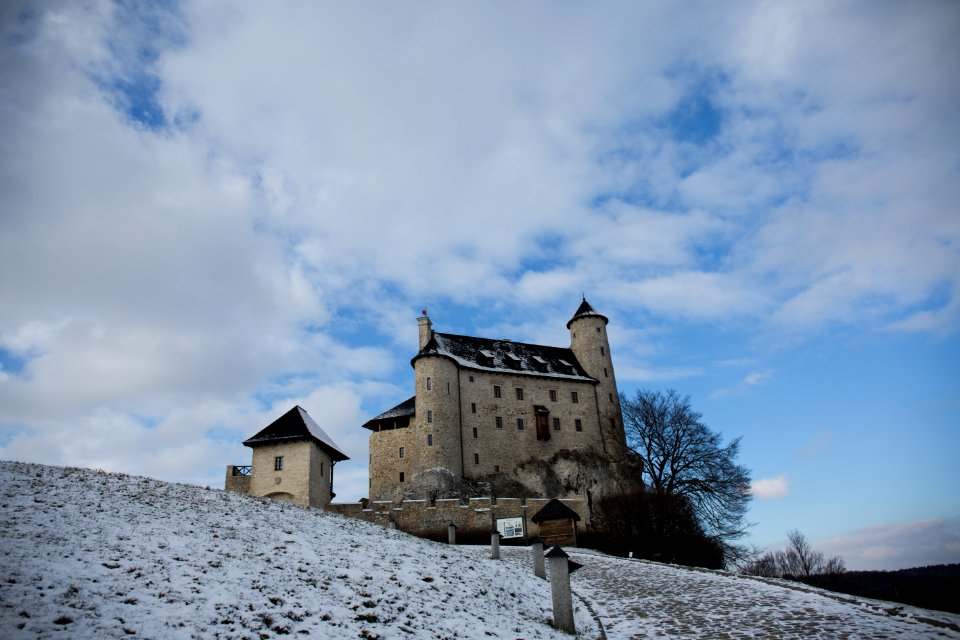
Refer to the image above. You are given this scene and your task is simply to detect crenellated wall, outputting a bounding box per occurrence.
[326,496,589,544]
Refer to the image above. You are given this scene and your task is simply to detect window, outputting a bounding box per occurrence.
[517,418,525,430]
[427,410,433,423]
[549,389,557,402]
[552,417,561,431]
[493,385,501,398]
[515,388,524,400]
[474,453,480,465]
[447,382,450,394]
[495,416,503,429]
[471,402,476,413]
[399,447,405,459]
[609,393,614,402]
[600,346,605,356]
[494,465,500,473]
[469,375,474,382]
[274,456,283,471]
[604,367,608,377]
[472,427,478,438]
[571,391,579,403]
[427,434,433,446]
[575,419,583,432]
[426,377,432,390]
[320,462,324,477]
[399,472,405,482]
[597,327,601,333]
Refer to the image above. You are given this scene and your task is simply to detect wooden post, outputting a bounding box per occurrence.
[545,546,575,634]
[531,538,546,579]
[447,522,457,545]
[491,531,501,559]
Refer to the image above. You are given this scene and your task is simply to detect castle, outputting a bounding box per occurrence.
[363,298,632,502]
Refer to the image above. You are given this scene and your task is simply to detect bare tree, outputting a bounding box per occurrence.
[784,529,825,577]
[740,529,846,579]
[621,389,752,561]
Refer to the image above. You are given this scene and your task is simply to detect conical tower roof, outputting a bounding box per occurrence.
[566,297,609,329]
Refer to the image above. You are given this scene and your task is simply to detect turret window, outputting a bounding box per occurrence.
[399,472,405,482]
[399,447,405,459]
[600,346,605,356]
[427,410,433,423]
[472,427,478,438]
[604,367,608,377]
[426,377,432,390]
[471,402,476,413]
[427,434,433,446]
[474,453,480,465]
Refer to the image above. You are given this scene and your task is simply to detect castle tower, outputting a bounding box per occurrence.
[411,316,463,482]
[567,299,626,456]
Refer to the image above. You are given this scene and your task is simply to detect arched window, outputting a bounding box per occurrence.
[426,377,432,390]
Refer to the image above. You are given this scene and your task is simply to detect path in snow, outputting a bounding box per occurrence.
[565,550,960,639]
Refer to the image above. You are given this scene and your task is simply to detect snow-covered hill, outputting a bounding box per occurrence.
[0,461,595,639]
[4,461,958,639]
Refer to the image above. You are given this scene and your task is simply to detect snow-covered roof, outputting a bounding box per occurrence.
[414,333,595,382]
[244,405,349,461]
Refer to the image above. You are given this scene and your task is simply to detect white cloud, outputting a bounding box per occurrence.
[0,1,957,500]
[751,475,790,500]
[818,518,960,571]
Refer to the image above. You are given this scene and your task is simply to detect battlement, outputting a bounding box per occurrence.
[326,495,589,544]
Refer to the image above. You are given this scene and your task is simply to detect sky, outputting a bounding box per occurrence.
[1,1,958,571]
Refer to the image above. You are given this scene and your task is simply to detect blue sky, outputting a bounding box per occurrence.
[1,1,958,570]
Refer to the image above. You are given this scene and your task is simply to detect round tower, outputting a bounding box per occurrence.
[567,298,626,456]
[412,318,463,484]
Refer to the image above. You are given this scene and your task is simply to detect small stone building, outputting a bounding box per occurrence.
[363,298,633,502]
[226,405,349,508]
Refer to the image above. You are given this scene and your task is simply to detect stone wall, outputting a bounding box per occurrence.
[326,495,589,544]
[248,440,334,508]
[224,466,251,494]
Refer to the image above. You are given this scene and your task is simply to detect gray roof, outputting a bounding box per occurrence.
[362,396,416,430]
[413,332,595,382]
[244,406,349,461]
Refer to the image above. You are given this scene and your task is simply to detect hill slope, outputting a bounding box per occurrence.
[0,461,595,639]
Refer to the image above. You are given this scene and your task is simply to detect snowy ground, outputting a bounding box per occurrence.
[0,461,595,639]
[3,461,958,639]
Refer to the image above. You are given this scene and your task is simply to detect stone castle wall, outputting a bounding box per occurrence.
[368,362,613,500]
[326,495,589,543]
[246,440,334,508]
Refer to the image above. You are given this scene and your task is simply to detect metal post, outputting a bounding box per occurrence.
[531,538,546,579]
[491,531,501,559]
[545,546,575,634]
[447,522,457,545]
